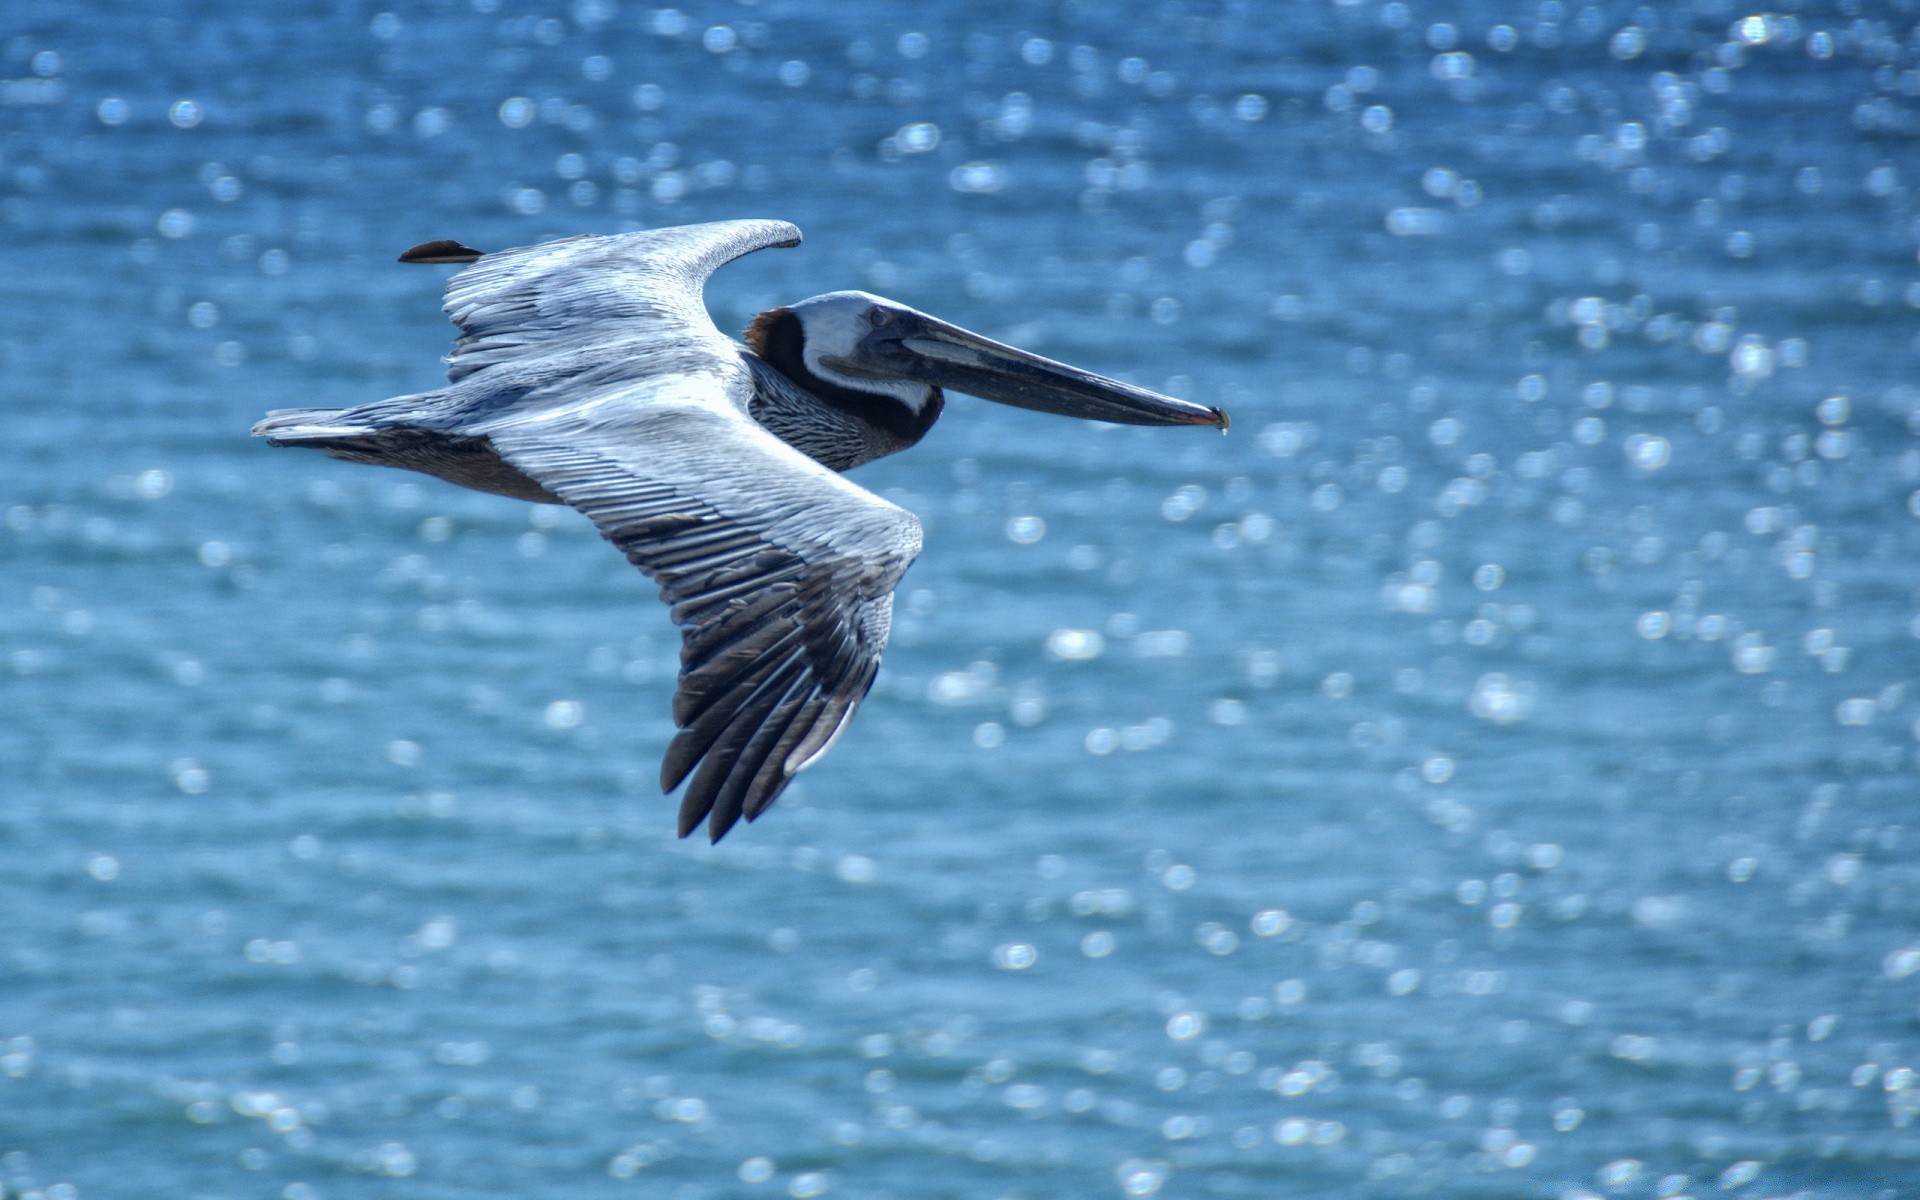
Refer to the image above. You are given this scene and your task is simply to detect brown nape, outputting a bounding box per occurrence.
[742,307,791,357]
[399,239,484,264]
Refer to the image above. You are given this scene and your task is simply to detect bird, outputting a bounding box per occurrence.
[254,219,1227,842]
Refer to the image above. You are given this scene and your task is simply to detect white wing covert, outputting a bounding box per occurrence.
[485,390,921,841]
[438,219,801,383]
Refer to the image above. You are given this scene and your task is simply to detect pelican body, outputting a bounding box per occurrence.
[255,220,1226,841]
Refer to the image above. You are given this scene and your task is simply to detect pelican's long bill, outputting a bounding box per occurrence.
[841,312,1229,430]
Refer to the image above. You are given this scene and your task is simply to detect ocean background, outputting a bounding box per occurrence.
[4,1,1920,1197]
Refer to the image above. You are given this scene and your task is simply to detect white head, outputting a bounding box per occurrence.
[782,291,938,411]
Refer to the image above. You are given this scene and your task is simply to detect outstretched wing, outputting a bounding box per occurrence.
[481,381,921,842]
[435,219,802,383]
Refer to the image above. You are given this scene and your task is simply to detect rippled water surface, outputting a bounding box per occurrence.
[6,2,1920,1197]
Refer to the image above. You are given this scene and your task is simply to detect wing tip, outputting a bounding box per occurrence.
[743,218,802,249]
[400,239,485,265]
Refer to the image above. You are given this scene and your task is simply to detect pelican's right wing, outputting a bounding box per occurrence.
[437,219,802,383]
[482,383,920,842]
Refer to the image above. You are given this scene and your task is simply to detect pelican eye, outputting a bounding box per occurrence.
[866,307,892,328]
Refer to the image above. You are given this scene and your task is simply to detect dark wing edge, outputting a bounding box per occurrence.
[490,411,918,842]
[437,219,803,383]
[400,239,485,264]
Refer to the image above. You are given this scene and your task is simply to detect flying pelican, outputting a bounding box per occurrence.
[255,220,1227,841]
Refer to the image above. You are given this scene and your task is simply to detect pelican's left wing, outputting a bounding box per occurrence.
[482,382,920,842]
[435,219,802,383]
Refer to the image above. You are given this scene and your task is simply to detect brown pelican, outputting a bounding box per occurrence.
[254,220,1226,841]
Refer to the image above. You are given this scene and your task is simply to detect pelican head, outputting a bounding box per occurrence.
[747,291,1227,436]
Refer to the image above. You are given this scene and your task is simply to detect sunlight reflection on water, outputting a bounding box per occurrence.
[3,2,1920,1198]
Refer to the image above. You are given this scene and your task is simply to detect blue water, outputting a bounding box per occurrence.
[5,2,1920,1197]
